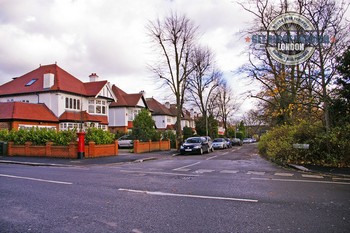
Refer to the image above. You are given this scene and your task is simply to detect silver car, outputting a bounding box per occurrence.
[118,135,134,148]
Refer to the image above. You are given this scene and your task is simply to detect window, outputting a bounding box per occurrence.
[88,99,107,115]
[25,79,38,86]
[65,97,81,110]
[88,105,95,113]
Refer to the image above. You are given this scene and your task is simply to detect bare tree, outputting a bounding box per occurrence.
[213,81,239,136]
[186,46,224,134]
[303,0,350,132]
[147,12,197,147]
[239,0,349,130]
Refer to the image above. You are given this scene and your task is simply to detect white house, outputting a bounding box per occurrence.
[108,86,148,133]
[0,64,116,131]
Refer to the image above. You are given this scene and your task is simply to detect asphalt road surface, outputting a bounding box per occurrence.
[1,143,349,233]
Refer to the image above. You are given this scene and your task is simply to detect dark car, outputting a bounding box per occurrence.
[180,136,210,155]
[224,138,232,148]
[231,138,243,146]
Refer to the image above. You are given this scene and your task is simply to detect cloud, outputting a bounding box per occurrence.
[0,0,257,116]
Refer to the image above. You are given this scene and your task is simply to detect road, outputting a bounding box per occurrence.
[0,144,349,233]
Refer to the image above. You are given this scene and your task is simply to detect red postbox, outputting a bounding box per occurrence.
[77,132,85,159]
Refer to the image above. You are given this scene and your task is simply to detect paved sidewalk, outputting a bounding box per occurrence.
[0,149,178,167]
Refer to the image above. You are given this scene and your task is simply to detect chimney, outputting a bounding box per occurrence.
[89,73,99,82]
[43,73,55,89]
[164,101,170,109]
[140,90,146,97]
[190,108,194,118]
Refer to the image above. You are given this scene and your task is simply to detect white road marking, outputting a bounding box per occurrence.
[173,162,201,171]
[302,174,324,179]
[206,155,218,160]
[120,170,199,177]
[118,188,258,203]
[274,172,294,177]
[251,177,350,185]
[174,168,191,172]
[194,169,215,174]
[0,173,73,185]
[220,170,239,174]
[247,171,266,176]
[222,152,229,155]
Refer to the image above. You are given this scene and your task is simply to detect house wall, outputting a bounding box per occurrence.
[39,92,60,116]
[153,115,167,129]
[109,107,127,127]
[12,120,58,131]
[0,94,38,104]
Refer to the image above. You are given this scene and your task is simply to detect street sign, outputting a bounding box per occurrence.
[293,143,310,149]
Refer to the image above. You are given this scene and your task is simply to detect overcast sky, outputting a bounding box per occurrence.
[5,0,343,118]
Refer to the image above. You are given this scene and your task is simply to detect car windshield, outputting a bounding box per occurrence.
[186,138,201,143]
[213,138,223,142]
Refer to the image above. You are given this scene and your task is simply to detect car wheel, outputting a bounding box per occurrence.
[199,148,203,155]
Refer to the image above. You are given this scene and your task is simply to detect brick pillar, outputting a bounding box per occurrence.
[8,142,14,156]
[46,142,53,157]
[89,141,96,158]
[134,140,139,153]
[114,140,119,155]
[25,142,32,156]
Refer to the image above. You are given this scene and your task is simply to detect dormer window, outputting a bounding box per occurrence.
[25,79,38,86]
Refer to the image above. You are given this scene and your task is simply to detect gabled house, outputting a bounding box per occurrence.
[0,64,116,131]
[146,98,176,130]
[108,86,148,133]
[146,99,196,132]
[165,102,196,132]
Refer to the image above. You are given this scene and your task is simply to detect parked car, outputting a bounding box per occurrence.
[224,138,232,148]
[212,138,227,149]
[243,138,254,144]
[203,136,214,152]
[231,138,243,146]
[118,135,134,148]
[180,137,210,155]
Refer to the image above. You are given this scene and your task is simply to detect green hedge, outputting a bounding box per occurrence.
[258,121,350,167]
[0,128,115,145]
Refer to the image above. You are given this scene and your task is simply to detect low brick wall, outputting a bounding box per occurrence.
[7,141,118,159]
[133,140,170,153]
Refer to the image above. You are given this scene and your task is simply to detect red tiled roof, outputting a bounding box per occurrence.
[84,80,108,96]
[0,102,58,122]
[110,85,147,108]
[146,98,174,116]
[0,64,107,97]
[59,111,108,125]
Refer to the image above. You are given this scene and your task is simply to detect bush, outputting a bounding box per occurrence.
[162,130,176,148]
[85,128,115,144]
[258,121,350,167]
[0,128,116,145]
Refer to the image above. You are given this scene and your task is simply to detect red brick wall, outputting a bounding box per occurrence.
[134,140,170,153]
[7,141,118,159]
